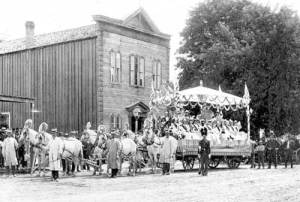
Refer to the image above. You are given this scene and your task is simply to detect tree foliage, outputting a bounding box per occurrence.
[177,0,300,135]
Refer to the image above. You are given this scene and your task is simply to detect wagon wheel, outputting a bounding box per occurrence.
[208,158,220,169]
[227,159,241,169]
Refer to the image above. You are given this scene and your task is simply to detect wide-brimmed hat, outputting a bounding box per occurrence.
[51,128,58,133]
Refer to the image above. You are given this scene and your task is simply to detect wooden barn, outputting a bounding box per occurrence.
[0,8,170,132]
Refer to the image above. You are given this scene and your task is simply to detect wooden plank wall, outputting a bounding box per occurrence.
[0,51,31,128]
[0,38,97,132]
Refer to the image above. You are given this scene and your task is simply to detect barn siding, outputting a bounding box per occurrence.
[0,38,97,132]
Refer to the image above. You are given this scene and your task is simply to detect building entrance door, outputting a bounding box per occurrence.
[131,116,144,133]
[126,101,150,134]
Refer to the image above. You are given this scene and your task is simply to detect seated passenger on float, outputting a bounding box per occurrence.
[206,120,213,131]
[209,121,221,146]
[219,121,229,147]
[223,120,235,147]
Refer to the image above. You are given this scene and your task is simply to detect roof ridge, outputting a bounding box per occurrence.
[0,24,96,44]
[0,24,97,54]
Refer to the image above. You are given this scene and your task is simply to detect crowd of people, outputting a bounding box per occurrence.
[250,130,299,169]
[0,117,299,180]
[0,121,179,180]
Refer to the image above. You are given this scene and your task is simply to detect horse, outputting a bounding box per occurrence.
[119,132,144,176]
[80,126,108,174]
[142,129,162,173]
[19,119,42,174]
[90,131,108,175]
[59,135,83,176]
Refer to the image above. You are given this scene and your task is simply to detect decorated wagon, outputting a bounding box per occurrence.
[149,81,253,171]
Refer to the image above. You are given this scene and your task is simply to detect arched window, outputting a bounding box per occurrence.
[152,60,162,89]
[110,113,122,130]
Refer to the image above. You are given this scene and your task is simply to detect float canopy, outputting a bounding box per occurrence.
[151,83,250,111]
[179,85,248,107]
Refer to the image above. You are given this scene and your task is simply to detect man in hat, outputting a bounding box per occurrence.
[266,131,280,169]
[107,131,121,178]
[198,131,210,176]
[283,134,295,168]
[48,128,63,181]
[200,120,208,137]
[81,130,92,171]
[2,129,18,177]
[256,140,265,169]
[250,140,257,168]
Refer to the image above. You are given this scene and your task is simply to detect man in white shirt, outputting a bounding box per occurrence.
[48,129,63,181]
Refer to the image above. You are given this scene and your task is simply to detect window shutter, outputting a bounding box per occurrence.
[110,51,116,82]
[134,56,138,85]
[130,55,135,85]
[157,61,161,88]
[152,61,156,89]
[110,114,115,130]
[116,115,119,129]
[116,52,121,82]
[139,57,145,86]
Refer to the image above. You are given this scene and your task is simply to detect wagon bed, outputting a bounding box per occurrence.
[176,139,252,170]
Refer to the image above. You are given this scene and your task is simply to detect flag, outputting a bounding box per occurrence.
[218,85,222,92]
[243,83,250,102]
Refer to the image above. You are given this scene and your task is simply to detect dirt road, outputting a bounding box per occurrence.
[0,164,299,202]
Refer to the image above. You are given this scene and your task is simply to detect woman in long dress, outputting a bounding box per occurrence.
[2,130,18,177]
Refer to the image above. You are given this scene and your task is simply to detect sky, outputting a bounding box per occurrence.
[1,0,300,82]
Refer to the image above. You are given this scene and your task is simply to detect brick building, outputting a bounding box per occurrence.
[0,8,170,132]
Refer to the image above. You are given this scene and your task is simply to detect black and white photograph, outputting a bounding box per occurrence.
[1,0,300,201]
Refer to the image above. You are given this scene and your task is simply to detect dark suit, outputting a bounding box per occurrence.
[198,139,210,176]
[283,139,295,168]
[266,138,280,168]
[200,126,208,136]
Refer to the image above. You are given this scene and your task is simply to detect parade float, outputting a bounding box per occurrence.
[148,81,252,170]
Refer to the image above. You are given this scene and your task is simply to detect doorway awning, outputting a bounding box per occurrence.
[126,101,150,114]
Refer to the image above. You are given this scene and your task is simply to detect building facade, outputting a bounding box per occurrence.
[0,8,170,132]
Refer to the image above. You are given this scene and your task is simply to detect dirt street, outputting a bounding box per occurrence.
[0,164,299,202]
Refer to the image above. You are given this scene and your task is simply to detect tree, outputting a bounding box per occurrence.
[177,0,300,135]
